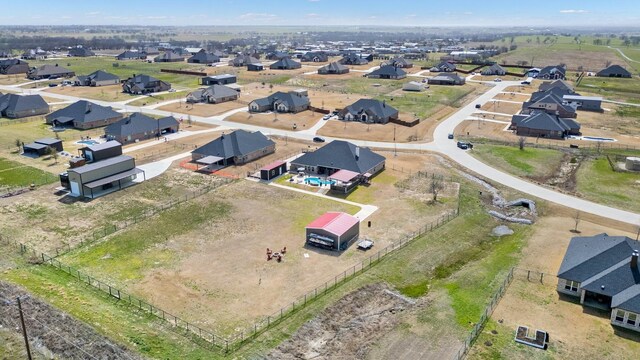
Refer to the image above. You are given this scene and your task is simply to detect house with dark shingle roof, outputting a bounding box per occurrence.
[270,57,302,70]
[430,62,456,72]
[68,47,95,57]
[318,62,349,75]
[301,51,329,62]
[116,50,147,60]
[122,74,171,94]
[105,113,179,144]
[383,57,413,68]
[597,64,632,78]
[0,59,29,75]
[266,51,290,61]
[249,91,310,114]
[557,233,640,333]
[0,94,49,119]
[521,92,577,118]
[428,73,465,86]
[338,99,399,124]
[339,53,369,65]
[229,55,261,67]
[154,51,184,63]
[45,100,123,129]
[186,85,239,104]
[291,140,386,177]
[539,79,574,93]
[75,70,120,87]
[187,49,220,64]
[537,65,566,80]
[191,130,275,168]
[366,65,407,80]
[27,64,75,80]
[510,111,580,139]
[481,64,506,76]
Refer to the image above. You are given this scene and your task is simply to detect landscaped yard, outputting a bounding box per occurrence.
[575,157,640,213]
[0,157,57,188]
[471,144,566,180]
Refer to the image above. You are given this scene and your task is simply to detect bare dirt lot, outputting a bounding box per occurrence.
[480,100,523,115]
[158,100,246,117]
[493,92,531,102]
[43,84,134,102]
[226,110,321,132]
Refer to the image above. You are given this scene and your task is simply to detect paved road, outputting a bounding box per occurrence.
[2,79,639,225]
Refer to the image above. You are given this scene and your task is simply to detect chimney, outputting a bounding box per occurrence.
[355,146,360,160]
[632,251,639,269]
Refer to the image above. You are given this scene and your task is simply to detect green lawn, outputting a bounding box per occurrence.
[0,157,57,188]
[376,85,475,118]
[472,145,566,179]
[576,157,640,213]
[578,76,640,97]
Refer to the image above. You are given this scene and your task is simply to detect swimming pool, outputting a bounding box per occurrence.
[581,136,616,142]
[76,139,100,146]
[305,177,335,186]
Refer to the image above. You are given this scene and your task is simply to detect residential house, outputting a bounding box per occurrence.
[301,51,328,62]
[249,91,310,114]
[305,212,360,251]
[122,74,171,94]
[184,47,204,55]
[510,111,580,139]
[187,50,220,64]
[68,47,95,57]
[338,99,399,124]
[229,55,261,67]
[339,53,370,65]
[366,65,407,80]
[21,48,49,60]
[80,141,123,163]
[430,62,456,72]
[247,63,264,71]
[191,130,275,169]
[521,92,577,118]
[557,234,640,333]
[562,95,603,112]
[116,51,147,60]
[27,64,75,80]
[383,57,413,68]
[403,81,426,92]
[428,73,466,85]
[105,113,179,144]
[46,100,123,129]
[0,94,49,119]
[536,65,566,80]
[318,62,350,75]
[539,79,574,93]
[154,51,183,63]
[186,85,239,104]
[74,70,120,87]
[266,51,290,61]
[0,59,29,75]
[481,64,506,76]
[291,140,386,177]
[200,74,236,85]
[596,65,632,78]
[270,57,302,70]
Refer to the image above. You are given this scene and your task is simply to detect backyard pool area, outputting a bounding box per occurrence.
[75,139,102,146]
[305,177,336,186]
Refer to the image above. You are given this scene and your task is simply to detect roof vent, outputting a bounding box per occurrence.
[632,250,639,269]
[601,285,605,290]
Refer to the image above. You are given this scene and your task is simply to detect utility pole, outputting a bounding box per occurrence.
[393,125,397,157]
[17,297,33,360]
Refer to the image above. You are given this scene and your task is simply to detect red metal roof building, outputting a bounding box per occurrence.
[305,212,360,251]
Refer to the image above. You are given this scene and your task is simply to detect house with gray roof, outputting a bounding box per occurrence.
[46,100,122,129]
[249,91,310,114]
[200,74,236,86]
[481,64,506,76]
[291,140,386,177]
[229,55,261,67]
[270,57,302,70]
[430,62,456,72]
[116,50,147,60]
[557,234,640,333]
[366,65,407,80]
[186,85,239,104]
[383,57,413,68]
[536,65,566,80]
[338,99,399,124]
[105,113,179,144]
[510,111,580,139]
[428,73,465,85]
[318,62,349,75]
[266,51,290,61]
[522,92,577,118]
[27,64,75,80]
[0,94,49,119]
[191,130,275,169]
[154,51,184,63]
[68,47,95,57]
[122,74,171,94]
[301,51,329,62]
[597,64,632,78]
[539,79,574,93]
[339,53,369,65]
[187,49,220,64]
[0,59,29,75]
[75,70,120,87]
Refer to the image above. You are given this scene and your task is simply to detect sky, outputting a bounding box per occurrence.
[3,0,640,27]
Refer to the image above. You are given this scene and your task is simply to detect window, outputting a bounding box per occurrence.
[627,313,637,326]
[615,310,625,323]
[564,280,579,292]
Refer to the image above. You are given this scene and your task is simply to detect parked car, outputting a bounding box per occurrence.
[322,114,331,120]
[48,83,57,87]
[494,78,502,82]
[448,133,454,139]
[168,88,176,92]
[457,141,473,150]
[521,81,530,85]
[313,137,325,143]
[475,104,481,109]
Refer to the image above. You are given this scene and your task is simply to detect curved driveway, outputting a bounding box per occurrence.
[2,79,639,226]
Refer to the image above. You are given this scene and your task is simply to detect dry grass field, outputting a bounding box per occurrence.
[493,92,531,102]
[225,110,321,131]
[480,100,523,115]
[158,100,246,117]
[43,84,134,102]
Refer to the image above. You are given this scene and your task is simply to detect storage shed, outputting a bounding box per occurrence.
[260,160,287,180]
[23,138,63,157]
[305,212,360,251]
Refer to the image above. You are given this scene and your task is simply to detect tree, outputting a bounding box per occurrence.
[15,138,22,153]
[46,146,58,164]
[429,175,444,203]
[572,211,581,233]
[605,60,612,68]
[518,136,526,151]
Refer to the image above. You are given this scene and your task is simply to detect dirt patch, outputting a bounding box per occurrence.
[158,100,245,117]
[267,283,412,360]
[226,110,321,132]
[480,100,522,115]
[316,114,443,143]
[43,84,133,102]
[0,280,141,359]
